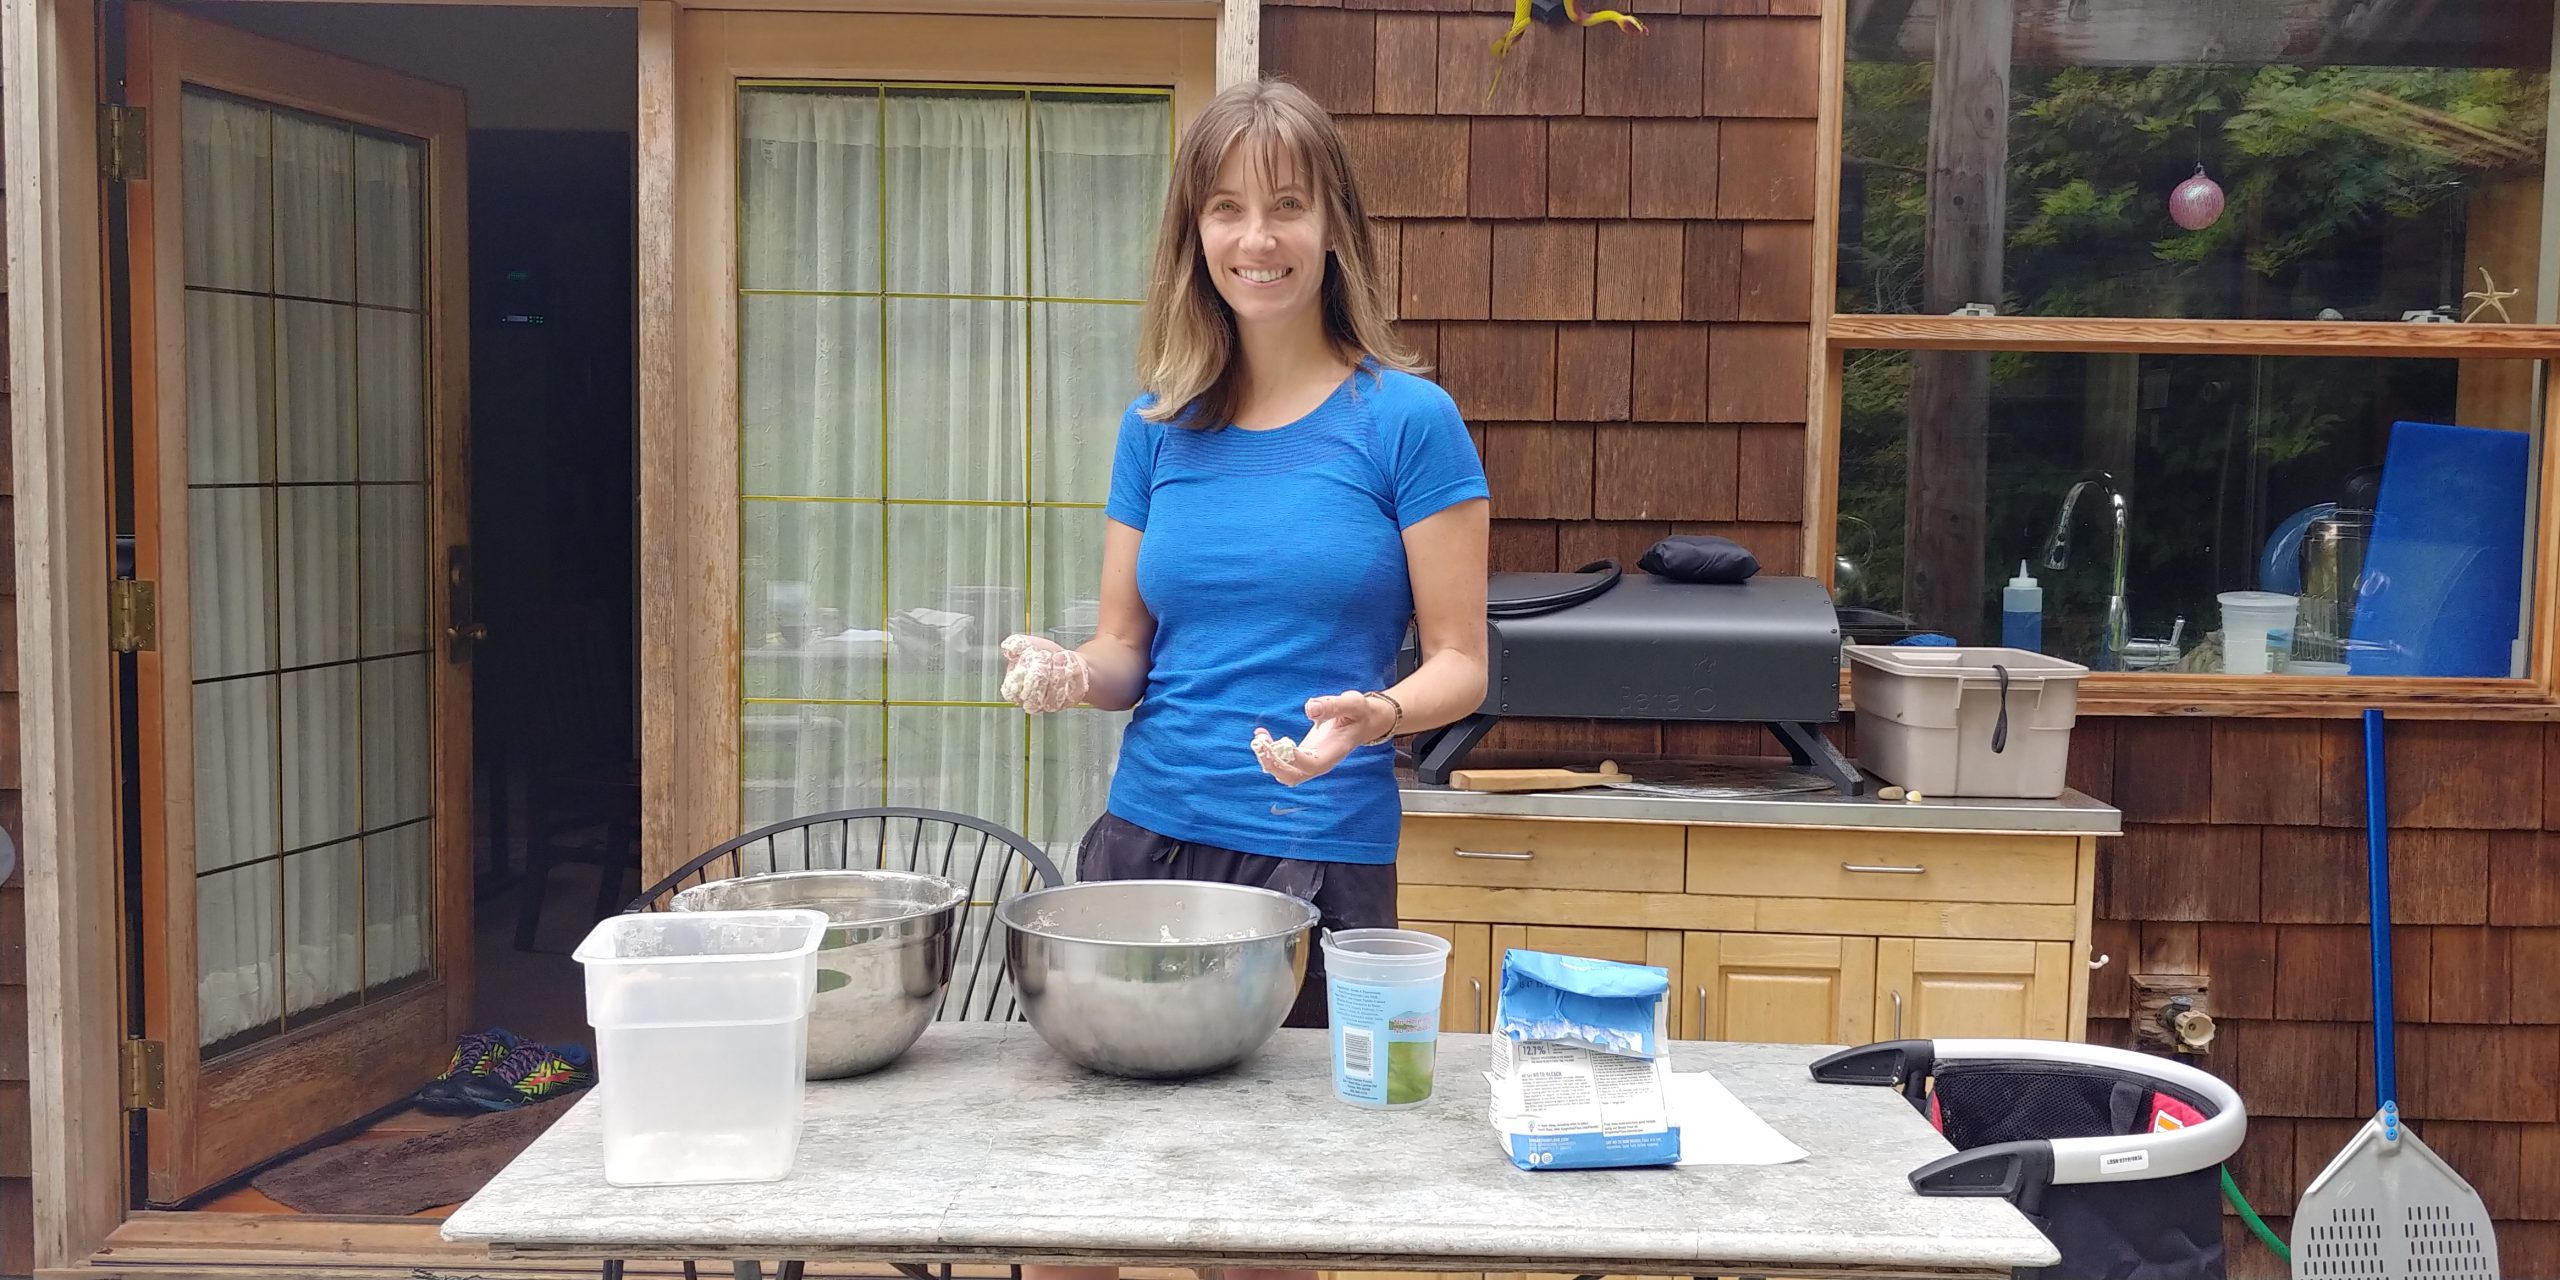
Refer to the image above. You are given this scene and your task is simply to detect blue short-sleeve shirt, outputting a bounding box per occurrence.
[1101,361,1488,864]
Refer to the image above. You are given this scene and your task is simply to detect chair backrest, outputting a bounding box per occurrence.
[630,807,1066,1022]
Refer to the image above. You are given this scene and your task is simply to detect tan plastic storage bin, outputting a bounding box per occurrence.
[1846,646,2090,799]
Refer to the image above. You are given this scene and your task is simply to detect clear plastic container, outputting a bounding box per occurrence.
[2217,591,2300,675]
[573,908,829,1187]
[1322,928,1450,1110]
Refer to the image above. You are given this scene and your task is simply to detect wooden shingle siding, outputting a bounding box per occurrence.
[2068,723,2560,1279]
[1265,7,2560,1273]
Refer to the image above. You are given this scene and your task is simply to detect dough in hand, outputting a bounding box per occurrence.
[1251,727,1300,772]
[999,639,1087,712]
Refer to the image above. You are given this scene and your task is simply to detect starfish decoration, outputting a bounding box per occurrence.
[2463,266,2519,324]
[1488,0,1643,99]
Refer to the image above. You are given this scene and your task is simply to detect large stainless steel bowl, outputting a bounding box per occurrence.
[998,879,1321,1080]
[670,868,966,1078]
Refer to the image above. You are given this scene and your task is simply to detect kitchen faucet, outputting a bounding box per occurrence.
[2039,471,2130,669]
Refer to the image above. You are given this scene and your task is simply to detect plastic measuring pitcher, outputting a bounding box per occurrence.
[1322,928,1451,1109]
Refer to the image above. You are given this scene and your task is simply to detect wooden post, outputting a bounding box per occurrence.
[7,0,129,1264]
[1902,0,2009,641]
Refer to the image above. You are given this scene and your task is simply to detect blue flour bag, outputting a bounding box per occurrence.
[1486,949,1679,1171]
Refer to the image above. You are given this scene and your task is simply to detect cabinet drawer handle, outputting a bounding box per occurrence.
[1842,862,1927,875]
[1455,849,1535,861]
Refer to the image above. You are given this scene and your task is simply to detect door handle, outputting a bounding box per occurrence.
[1470,977,1484,1033]
[1697,985,1708,1039]
[1891,990,1905,1039]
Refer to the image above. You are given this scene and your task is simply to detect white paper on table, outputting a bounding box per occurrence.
[1669,1071,1809,1165]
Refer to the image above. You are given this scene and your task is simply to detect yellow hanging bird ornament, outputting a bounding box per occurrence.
[1490,0,1644,97]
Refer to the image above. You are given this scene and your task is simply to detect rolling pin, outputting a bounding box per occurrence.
[1448,760,1628,793]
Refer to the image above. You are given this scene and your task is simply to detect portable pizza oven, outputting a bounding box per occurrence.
[1397,562,1859,793]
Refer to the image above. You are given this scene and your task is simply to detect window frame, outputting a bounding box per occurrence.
[1803,0,2560,717]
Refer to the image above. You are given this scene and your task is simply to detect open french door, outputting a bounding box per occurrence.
[114,2,475,1205]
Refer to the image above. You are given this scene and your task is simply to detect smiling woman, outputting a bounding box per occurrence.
[996,75,1488,1280]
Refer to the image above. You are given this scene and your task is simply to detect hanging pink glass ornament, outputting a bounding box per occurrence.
[2169,165,2226,231]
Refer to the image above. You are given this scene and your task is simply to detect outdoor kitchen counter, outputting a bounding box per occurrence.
[442,1022,2059,1280]
[1389,761,2118,1046]
[1399,770,2122,836]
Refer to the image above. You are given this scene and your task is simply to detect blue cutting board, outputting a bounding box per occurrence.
[2348,420,2531,678]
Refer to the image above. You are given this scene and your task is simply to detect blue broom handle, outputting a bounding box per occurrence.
[2365,707,2397,1113]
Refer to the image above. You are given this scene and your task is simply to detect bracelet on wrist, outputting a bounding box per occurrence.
[1360,690,1404,746]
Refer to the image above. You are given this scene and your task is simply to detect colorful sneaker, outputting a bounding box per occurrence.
[412,1027,521,1112]
[451,1042,596,1112]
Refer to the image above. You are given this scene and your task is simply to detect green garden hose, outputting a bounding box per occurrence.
[2222,1165,2291,1264]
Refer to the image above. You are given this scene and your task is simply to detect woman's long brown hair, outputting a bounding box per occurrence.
[1135,77,1422,430]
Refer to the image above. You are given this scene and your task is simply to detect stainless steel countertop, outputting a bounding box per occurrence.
[1399,762,2121,836]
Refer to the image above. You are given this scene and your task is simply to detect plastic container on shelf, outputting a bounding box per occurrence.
[2217,592,2300,676]
[573,908,830,1187]
[1845,646,2091,799]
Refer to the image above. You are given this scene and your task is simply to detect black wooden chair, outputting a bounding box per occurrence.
[599,807,1066,1280]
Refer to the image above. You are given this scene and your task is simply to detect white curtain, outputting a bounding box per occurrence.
[736,86,1167,883]
[185,89,434,1050]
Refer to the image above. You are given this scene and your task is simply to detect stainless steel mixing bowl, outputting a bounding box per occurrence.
[998,879,1321,1080]
[670,868,967,1078]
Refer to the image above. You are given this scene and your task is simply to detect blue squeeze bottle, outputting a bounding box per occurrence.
[2002,560,2043,652]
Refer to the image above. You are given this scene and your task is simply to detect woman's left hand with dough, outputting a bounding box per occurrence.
[1251,692,1392,786]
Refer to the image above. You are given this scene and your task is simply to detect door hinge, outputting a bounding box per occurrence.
[99,104,147,181]
[111,578,158,652]
[122,1039,167,1110]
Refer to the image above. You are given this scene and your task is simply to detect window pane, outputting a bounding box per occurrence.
[888,706,1024,828]
[1031,302,1141,504]
[1030,93,1170,301]
[284,841,363,1017]
[742,499,884,702]
[199,861,282,1050]
[887,298,1026,501]
[743,702,884,829]
[885,89,1027,297]
[274,114,356,303]
[280,486,357,668]
[356,133,424,309]
[364,823,433,990]
[1835,347,2541,677]
[742,295,882,499]
[1838,10,2559,321]
[741,88,883,294]
[887,503,1026,703]
[184,91,273,293]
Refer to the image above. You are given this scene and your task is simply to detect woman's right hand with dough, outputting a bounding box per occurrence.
[999,634,1091,713]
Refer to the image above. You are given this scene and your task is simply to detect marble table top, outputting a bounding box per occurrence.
[443,1023,2058,1280]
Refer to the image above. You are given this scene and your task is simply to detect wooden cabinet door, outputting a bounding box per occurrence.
[1400,920,1494,1034]
[1875,939,2074,1041]
[1684,933,1877,1045]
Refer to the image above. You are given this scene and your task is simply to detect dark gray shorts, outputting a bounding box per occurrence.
[1074,811,1399,1030]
